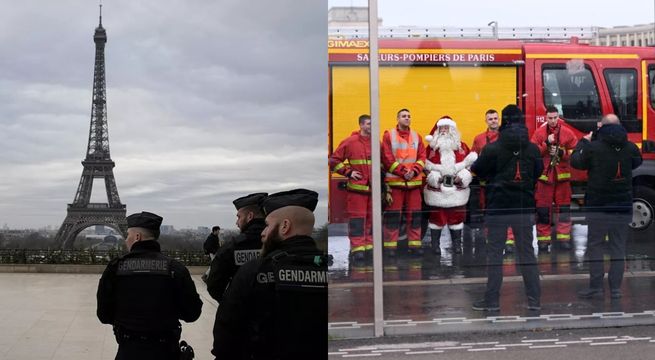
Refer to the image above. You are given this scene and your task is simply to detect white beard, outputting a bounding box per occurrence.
[435,131,460,153]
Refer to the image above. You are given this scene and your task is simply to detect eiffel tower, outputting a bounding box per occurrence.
[54,5,127,248]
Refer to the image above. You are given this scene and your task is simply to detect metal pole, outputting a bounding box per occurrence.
[488,21,498,40]
[368,0,384,338]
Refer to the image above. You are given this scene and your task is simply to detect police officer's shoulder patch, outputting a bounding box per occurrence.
[234,249,261,266]
[270,251,328,292]
[116,257,171,276]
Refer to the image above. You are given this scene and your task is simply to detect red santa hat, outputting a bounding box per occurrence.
[425,116,457,142]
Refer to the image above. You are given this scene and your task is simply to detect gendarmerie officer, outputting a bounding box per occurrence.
[211,189,328,360]
[206,192,267,301]
[97,211,203,360]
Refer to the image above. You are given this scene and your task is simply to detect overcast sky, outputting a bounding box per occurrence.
[0,0,326,229]
[329,0,655,27]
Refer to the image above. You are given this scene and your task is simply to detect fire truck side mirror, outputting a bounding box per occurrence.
[643,140,655,153]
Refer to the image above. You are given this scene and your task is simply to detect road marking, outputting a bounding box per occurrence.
[468,347,507,352]
[461,341,499,346]
[523,338,559,343]
[329,352,348,355]
[432,346,472,350]
[619,337,651,341]
[371,349,410,353]
[405,350,445,355]
[556,340,592,345]
[582,336,617,340]
[339,347,378,352]
[343,354,382,358]
[529,345,568,349]
[496,343,532,347]
[590,341,627,346]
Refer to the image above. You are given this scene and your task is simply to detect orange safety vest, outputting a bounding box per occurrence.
[385,128,423,188]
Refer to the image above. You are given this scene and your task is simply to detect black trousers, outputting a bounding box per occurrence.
[484,213,540,304]
[585,211,631,290]
[116,339,179,360]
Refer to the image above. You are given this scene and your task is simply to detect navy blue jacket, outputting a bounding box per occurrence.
[571,124,642,212]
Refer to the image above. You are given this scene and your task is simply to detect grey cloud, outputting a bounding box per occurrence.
[0,0,328,229]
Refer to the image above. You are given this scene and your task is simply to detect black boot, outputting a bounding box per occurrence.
[430,229,442,255]
[450,229,463,254]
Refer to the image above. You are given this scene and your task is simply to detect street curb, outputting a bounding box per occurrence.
[329,311,655,339]
[330,270,655,288]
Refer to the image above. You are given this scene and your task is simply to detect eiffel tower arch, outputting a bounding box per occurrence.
[55,6,127,249]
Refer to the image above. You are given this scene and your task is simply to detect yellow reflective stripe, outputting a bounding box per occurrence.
[333,162,346,171]
[643,60,648,142]
[386,181,406,186]
[386,180,423,187]
[350,159,372,165]
[557,172,571,180]
[505,239,515,245]
[480,180,487,186]
[556,234,571,240]
[538,175,549,181]
[416,160,425,167]
[383,242,397,248]
[347,183,370,191]
[364,244,373,250]
[408,240,422,247]
[388,161,400,173]
[536,236,551,242]
[526,53,638,59]
[351,246,366,252]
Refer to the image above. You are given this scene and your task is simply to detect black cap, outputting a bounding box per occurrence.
[500,104,525,131]
[126,211,163,238]
[233,192,268,210]
[262,189,318,215]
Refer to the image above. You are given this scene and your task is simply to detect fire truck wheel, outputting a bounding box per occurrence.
[631,185,655,235]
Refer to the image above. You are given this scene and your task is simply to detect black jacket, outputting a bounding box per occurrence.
[471,124,543,214]
[206,218,265,301]
[212,235,328,360]
[97,240,202,334]
[204,233,220,255]
[571,124,642,211]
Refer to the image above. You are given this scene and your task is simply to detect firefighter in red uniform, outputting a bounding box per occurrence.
[423,116,478,255]
[330,114,373,262]
[531,105,578,253]
[471,109,516,254]
[381,108,427,257]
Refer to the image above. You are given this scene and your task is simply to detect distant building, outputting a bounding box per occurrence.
[594,23,655,47]
[328,6,654,47]
[328,6,382,28]
[197,226,210,234]
[160,225,175,235]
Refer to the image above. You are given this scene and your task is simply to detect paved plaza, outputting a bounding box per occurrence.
[0,272,216,360]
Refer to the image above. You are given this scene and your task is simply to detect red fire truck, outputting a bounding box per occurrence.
[328,37,655,236]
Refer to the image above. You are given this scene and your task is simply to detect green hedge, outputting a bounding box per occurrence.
[0,249,209,266]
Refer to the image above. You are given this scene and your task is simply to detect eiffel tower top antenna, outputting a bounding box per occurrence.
[99,1,102,27]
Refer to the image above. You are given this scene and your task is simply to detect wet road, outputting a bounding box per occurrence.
[329,324,655,359]
[328,224,655,337]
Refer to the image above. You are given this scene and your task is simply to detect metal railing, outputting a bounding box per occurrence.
[329,26,598,40]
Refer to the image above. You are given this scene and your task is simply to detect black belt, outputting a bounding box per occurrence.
[114,327,180,344]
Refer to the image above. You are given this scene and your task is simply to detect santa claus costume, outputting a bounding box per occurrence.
[424,117,478,254]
